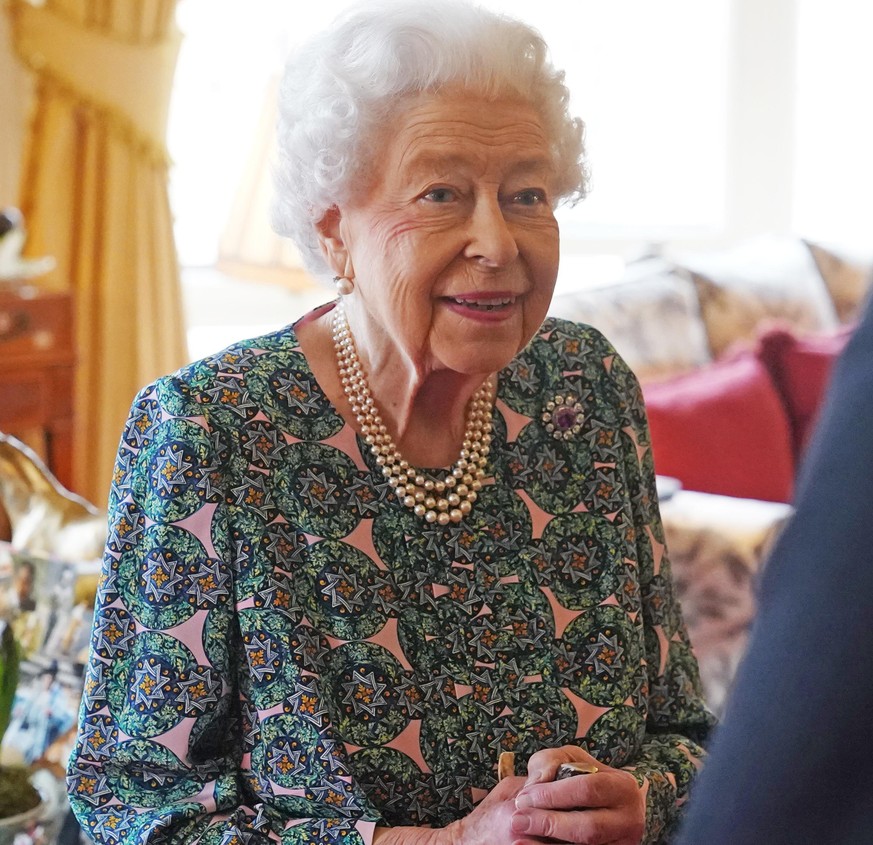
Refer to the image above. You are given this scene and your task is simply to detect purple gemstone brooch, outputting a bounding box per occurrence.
[542,394,584,440]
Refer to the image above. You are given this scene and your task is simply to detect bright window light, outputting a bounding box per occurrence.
[169,0,729,266]
[793,0,873,247]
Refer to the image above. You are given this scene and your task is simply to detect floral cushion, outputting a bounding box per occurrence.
[805,240,873,323]
[672,235,840,358]
[660,490,792,717]
[548,258,712,381]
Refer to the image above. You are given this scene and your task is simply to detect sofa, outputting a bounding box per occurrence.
[549,234,872,715]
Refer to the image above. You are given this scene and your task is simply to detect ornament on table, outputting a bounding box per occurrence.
[0,207,55,282]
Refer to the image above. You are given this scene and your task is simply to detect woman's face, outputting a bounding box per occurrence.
[318,89,561,378]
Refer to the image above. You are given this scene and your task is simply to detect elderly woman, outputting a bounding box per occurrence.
[67,1,713,843]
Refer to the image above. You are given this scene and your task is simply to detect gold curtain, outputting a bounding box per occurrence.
[8,0,187,506]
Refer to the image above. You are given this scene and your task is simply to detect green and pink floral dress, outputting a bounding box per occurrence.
[68,305,714,844]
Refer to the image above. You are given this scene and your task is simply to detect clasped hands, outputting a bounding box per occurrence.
[449,745,646,845]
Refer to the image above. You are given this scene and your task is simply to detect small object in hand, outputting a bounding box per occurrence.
[498,751,516,781]
[556,762,599,780]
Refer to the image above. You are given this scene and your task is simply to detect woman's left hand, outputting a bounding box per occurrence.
[509,745,646,845]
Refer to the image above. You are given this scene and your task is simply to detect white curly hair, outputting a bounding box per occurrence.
[271,0,588,280]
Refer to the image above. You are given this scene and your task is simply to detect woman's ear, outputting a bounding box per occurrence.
[316,206,355,279]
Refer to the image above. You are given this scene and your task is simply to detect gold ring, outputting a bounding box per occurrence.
[556,762,599,779]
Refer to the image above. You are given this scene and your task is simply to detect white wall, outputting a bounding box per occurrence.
[724,0,798,241]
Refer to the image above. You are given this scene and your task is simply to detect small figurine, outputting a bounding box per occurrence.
[0,207,55,282]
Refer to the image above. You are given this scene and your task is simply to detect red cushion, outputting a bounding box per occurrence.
[643,352,795,502]
[755,323,853,455]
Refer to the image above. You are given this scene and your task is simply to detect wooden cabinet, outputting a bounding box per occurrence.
[0,285,75,490]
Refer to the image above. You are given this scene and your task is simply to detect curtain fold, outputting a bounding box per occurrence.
[9,0,187,507]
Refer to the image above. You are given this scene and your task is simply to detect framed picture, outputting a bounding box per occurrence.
[1,542,91,771]
[0,542,94,665]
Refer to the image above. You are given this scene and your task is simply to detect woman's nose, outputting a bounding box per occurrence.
[464,196,519,267]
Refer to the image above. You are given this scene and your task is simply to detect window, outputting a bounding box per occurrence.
[168,0,731,267]
[793,0,873,246]
[480,1,729,238]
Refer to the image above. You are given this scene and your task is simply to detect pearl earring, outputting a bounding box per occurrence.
[334,275,354,296]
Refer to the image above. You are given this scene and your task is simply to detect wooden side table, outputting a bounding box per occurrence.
[0,284,75,491]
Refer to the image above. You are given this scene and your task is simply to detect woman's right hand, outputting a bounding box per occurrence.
[447,775,530,845]
[373,776,530,845]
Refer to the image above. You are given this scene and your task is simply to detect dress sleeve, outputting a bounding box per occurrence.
[606,348,716,844]
[66,376,377,845]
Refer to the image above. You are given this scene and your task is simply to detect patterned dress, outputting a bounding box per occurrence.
[67,306,714,845]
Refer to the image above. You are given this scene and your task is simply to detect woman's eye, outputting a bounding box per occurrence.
[423,188,455,203]
[514,189,546,206]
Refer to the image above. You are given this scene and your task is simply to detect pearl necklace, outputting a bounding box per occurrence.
[332,301,493,525]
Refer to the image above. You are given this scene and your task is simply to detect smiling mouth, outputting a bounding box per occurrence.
[446,296,516,311]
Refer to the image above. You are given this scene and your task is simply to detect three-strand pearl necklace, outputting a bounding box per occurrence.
[332,301,493,524]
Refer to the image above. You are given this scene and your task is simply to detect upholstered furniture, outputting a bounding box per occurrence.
[659,491,791,717]
[549,234,872,714]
